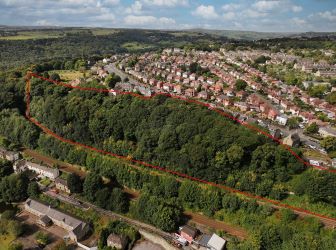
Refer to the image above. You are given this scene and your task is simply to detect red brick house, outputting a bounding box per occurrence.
[163,83,173,92]
[223,97,233,107]
[156,81,163,89]
[185,88,195,97]
[268,109,278,120]
[260,103,270,113]
[198,91,209,100]
[234,102,250,112]
[236,90,247,99]
[180,225,197,244]
[149,78,157,86]
[174,84,182,94]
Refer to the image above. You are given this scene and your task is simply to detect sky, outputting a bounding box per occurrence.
[0,0,335,32]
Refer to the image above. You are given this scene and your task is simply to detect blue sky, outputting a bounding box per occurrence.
[0,0,335,32]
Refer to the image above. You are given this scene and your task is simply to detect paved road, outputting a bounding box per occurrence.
[105,63,138,85]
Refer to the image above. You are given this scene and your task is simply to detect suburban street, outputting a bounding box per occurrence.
[105,62,324,153]
[105,63,138,85]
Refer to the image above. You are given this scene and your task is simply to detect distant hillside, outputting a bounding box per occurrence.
[1,25,335,41]
[186,29,293,40]
[185,28,336,41]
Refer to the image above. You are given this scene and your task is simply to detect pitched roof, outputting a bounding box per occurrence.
[25,198,87,233]
[181,225,197,237]
[26,161,59,176]
[207,233,226,250]
[55,177,68,186]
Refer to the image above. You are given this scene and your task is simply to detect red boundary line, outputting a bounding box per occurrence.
[24,72,336,225]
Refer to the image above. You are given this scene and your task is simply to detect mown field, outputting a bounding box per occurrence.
[49,70,86,81]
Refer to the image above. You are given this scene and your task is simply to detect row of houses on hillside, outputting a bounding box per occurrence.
[14,160,60,180]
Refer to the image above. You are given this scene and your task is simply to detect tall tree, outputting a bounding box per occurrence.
[67,173,83,193]
[83,172,103,202]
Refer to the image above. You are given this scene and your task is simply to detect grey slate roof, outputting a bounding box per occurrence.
[207,233,226,250]
[26,161,59,177]
[25,198,87,235]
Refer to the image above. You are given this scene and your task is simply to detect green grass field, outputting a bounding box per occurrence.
[122,42,155,51]
[0,234,15,250]
[0,28,120,40]
[283,194,336,217]
[49,70,86,81]
[39,178,52,187]
[0,30,63,40]
[303,149,331,162]
[91,28,119,36]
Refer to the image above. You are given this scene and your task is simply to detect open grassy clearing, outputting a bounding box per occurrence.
[0,30,64,40]
[49,70,86,81]
[0,234,15,250]
[0,28,120,40]
[91,28,119,36]
[39,178,52,186]
[303,149,331,162]
[122,42,155,51]
[282,194,336,218]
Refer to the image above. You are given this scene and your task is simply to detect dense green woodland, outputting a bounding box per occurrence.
[0,29,227,70]
[1,33,336,249]
[28,78,307,199]
[0,71,336,206]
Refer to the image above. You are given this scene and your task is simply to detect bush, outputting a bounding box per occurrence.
[280,209,297,223]
[8,243,23,250]
[35,231,49,246]
[1,209,16,220]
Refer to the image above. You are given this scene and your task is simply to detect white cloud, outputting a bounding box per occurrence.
[141,0,188,7]
[291,17,306,26]
[292,5,302,13]
[192,5,219,20]
[222,3,241,11]
[316,8,336,21]
[123,15,175,27]
[253,0,302,14]
[253,0,281,12]
[223,12,236,21]
[101,0,120,4]
[94,13,116,22]
[126,1,143,14]
[244,9,268,18]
